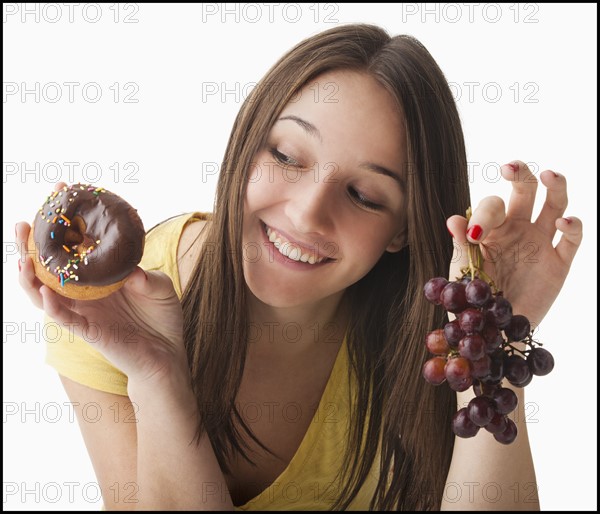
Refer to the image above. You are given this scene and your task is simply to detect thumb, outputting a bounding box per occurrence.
[124,267,177,300]
[446,214,469,281]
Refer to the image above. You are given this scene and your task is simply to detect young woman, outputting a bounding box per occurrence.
[16,24,582,510]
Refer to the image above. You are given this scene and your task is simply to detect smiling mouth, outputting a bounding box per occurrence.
[261,221,335,264]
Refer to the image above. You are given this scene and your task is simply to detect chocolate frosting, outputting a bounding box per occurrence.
[32,184,145,287]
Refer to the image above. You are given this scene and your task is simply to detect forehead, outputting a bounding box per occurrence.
[278,70,406,163]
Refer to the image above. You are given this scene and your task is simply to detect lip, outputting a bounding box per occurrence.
[259,220,335,270]
[261,221,335,262]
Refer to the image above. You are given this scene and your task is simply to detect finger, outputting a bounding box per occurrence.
[466,196,506,244]
[535,170,568,237]
[501,160,538,221]
[40,286,88,339]
[446,215,469,280]
[15,221,31,258]
[554,216,583,266]
[54,182,68,191]
[18,255,44,309]
[124,267,176,300]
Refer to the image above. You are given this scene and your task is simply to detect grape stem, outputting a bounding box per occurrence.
[462,207,499,292]
[505,343,529,357]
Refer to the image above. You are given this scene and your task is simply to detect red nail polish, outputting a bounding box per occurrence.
[508,163,519,172]
[563,217,572,224]
[18,260,21,272]
[447,226,454,238]
[467,224,483,241]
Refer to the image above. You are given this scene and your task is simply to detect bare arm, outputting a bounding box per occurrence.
[61,372,233,510]
[60,376,139,510]
[441,162,582,510]
[441,382,539,510]
[128,372,233,510]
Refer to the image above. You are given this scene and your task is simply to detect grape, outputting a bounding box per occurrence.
[424,277,449,305]
[458,334,485,361]
[480,350,504,385]
[440,282,468,313]
[425,329,450,355]
[471,354,492,379]
[452,408,480,438]
[422,357,447,385]
[487,296,513,328]
[445,357,473,392]
[482,320,503,354]
[485,412,508,434]
[473,380,491,397]
[421,247,554,446]
[465,278,492,307]
[513,372,533,388]
[443,320,465,348]
[504,354,532,387]
[528,347,555,376]
[492,387,518,415]
[468,396,496,427]
[459,308,485,334]
[493,418,518,444]
[504,315,531,342]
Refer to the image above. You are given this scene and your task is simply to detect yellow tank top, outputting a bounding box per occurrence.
[44,212,381,510]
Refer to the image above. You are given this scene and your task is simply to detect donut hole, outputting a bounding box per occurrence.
[64,215,86,245]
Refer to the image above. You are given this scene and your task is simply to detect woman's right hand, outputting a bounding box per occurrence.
[16,185,189,389]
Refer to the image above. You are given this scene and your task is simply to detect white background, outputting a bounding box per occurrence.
[3,3,597,511]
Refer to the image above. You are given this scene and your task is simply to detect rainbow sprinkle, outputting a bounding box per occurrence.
[35,183,106,287]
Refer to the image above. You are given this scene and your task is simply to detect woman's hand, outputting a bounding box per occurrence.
[446,160,583,328]
[16,183,188,389]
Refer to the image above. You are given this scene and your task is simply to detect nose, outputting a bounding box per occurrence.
[284,171,335,237]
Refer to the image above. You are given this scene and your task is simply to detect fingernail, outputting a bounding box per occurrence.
[18,260,21,272]
[467,224,483,241]
[447,226,454,238]
[553,171,561,178]
[563,217,572,224]
[507,163,519,173]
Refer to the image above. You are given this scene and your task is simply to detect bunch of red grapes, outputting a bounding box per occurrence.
[422,274,554,444]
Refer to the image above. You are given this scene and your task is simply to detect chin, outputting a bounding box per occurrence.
[243,268,315,309]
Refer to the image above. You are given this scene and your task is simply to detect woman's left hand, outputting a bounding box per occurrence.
[446,160,583,328]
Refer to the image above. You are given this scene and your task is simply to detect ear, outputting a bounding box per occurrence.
[385,228,407,253]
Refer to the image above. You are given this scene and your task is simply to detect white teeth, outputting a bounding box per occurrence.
[263,223,327,264]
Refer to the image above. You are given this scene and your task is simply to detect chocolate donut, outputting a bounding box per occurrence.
[28,184,145,300]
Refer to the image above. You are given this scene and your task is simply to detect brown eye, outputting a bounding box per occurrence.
[269,148,299,167]
[348,187,382,211]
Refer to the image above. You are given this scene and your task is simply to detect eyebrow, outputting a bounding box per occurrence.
[278,115,323,143]
[277,114,404,190]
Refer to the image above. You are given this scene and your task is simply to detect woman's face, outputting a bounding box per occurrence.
[242,69,408,309]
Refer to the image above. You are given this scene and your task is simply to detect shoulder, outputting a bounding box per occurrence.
[177,214,212,292]
[139,212,212,296]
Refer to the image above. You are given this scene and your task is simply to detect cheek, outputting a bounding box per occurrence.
[245,162,283,210]
[343,224,392,268]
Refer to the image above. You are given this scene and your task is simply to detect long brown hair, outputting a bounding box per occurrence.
[182,23,469,510]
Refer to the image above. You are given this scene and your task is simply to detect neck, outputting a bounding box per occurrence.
[246,287,350,358]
